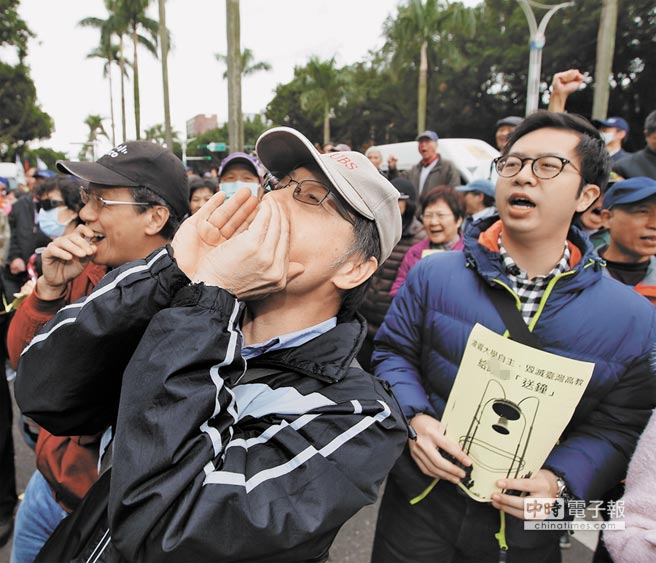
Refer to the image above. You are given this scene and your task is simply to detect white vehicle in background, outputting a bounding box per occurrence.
[0,162,26,191]
[372,138,500,185]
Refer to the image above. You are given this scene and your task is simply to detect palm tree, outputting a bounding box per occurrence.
[299,56,343,146]
[115,0,159,140]
[215,47,272,80]
[386,0,475,134]
[144,122,179,145]
[80,115,109,160]
[225,0,243,152]
[85,43,130,146]
[79,1,130,143]
[158,0,173,150]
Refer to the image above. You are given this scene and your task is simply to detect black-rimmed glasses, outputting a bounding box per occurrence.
[79,188,150,209]
[263,172,354,224]
[494,155,585,181]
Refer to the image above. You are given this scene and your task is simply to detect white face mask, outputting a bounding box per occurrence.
[600,131,615,145]
[219,181,259,199]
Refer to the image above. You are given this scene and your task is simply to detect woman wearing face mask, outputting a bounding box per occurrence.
[22,176,92,294]
[218,152,263,199]
[37,177,82,240]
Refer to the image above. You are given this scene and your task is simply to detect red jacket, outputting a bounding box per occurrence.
[8,262,107,511]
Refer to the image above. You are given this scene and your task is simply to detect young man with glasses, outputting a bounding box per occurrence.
[15,128,408,562]
[372,111,656,562]
[8,141,189,562]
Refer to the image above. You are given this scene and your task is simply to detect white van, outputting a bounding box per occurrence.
[0,162,26,191]
[371,138,500,185]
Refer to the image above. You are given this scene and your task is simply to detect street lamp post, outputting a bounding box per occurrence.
[517,0,575,116]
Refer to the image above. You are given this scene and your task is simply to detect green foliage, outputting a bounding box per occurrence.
[186,115,269,163]
[144,122,182,157]
[265,0,654,151]
[0,0,34,62]
[215,48,272,80]
[23,147,67,170]
[0,1,53,155]
[0,63,53,156]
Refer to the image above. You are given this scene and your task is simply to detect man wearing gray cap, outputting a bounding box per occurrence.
[392,130,460,197]
[16,127,408,562]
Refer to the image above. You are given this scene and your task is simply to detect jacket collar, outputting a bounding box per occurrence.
[247,313,367,384]
[464,215,603,291]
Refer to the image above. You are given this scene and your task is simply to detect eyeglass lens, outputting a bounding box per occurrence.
[496,155,566,179]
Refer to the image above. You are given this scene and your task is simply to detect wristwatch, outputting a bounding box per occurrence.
[555,476,572,500]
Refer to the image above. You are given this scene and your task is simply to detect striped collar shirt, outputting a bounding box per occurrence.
[498,235,571,325]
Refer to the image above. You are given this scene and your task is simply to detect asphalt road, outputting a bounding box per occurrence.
[1,379,594,563]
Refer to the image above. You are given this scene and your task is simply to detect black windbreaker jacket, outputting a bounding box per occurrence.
[16,245,408,562]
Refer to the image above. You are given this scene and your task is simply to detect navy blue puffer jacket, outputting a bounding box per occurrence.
[373,216,656,501]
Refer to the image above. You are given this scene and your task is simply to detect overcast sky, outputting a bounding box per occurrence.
[16,0,415,158]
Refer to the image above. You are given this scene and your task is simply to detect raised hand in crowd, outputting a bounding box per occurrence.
[548,68,585,113]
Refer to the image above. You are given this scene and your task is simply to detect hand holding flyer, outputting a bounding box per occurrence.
[441,323,595,502]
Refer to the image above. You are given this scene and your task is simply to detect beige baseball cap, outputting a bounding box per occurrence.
[255,127,402,263]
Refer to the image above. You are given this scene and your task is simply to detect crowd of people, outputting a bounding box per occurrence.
[0,67,655,563]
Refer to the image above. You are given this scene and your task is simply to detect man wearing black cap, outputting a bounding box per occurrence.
[397,130,460,197]
[9,141,189,562]
[15,128,408,562]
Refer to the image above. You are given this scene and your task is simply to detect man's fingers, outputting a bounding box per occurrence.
[433,433,473,468]
[205,188,255,232]
[234,206,259,236]
[45,236,95,261]
[215,195,259,239]
[194,191,228,224]
[491,494,526,519]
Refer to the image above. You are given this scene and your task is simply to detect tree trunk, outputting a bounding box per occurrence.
[592,0,618,120]
[119,35,127,142]
[417,40,428,134]
[226,0,243,152]
[132,25,141,140]
[323,101,330,147]
[158,0,173,150]
[107,57,116,146]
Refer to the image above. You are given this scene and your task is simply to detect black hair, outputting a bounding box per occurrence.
[645,110,656,136]
[189,178,216,200]
[337,214,381,323]
[130,186,180,241]
[503,111,610,194]
[420,185,466,221]
[41,176,84,213]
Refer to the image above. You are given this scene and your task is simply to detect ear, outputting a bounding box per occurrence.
[144,205,171,236]
[455,215,464,231]
[575,184,601,213]
[600,208,612,229]
[332,256,378,291]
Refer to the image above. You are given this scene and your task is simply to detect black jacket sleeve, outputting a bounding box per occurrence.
[8,197,34,263]
[107,285,407,562]
[15,246,189,435]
